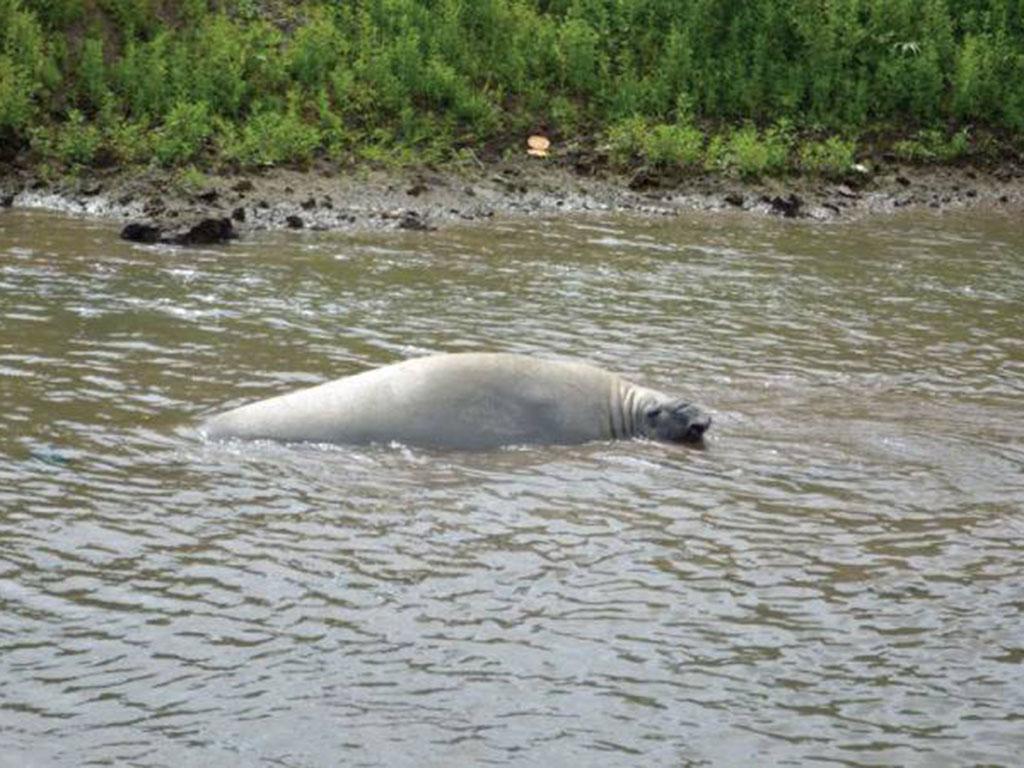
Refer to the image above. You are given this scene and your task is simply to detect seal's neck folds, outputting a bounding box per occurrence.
[610,380,662,439]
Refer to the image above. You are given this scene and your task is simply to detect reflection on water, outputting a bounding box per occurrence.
[1,208,1023,767]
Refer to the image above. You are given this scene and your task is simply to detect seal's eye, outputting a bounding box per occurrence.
[644,406,662,422]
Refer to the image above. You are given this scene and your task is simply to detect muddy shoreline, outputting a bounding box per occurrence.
[2,158,1023,242]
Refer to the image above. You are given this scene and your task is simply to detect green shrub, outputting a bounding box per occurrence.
[56,108,100,164]
[221,105,321,167]
[154,100,211,166]
[0,52,31,136]
[288,10,344,90]
[724,124,791,178]
[6,0,1024,170]
[607,115,648,166]
[77,36,108,112]
[642,123,703,168]
[102,114,152,164]
[189,15,247,117]
[115,34,171,118]
[799,136,856,178]
[892,128,971,164]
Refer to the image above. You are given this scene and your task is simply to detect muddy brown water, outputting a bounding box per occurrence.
[1,207,1022,767]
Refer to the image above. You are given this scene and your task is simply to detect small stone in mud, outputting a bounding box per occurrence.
[398,211,436,231]
[286,215,304,228]
[165,218,236,246]
[896,175,911,187]
[232,179,254,193]
[231,207,246,222]
[144,199,165,217]
[724,192,744,207]
[257,200,270,209]
[999,194,1009,203]
[301,197,317,210]
[121,222,162,243]
[769,194,802,218]
[966,189,977,198]
[464,186,476,197]
[406,183,428,197]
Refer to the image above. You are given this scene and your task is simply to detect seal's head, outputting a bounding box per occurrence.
[643,400,711,444]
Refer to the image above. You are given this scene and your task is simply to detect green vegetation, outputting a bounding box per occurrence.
[2,0,1023,176]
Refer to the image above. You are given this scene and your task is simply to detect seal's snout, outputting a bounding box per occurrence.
[686,413,711,442]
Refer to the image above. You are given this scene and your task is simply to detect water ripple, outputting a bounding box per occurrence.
[1,208,1022,766]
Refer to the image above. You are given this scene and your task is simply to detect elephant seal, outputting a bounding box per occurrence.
[201,353,710,450]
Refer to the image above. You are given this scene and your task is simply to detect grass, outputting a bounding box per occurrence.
[1,0,1023,174]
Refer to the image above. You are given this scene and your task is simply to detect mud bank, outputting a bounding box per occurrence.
[2,158,1022,242]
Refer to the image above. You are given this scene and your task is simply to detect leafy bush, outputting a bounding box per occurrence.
[724,125,791,178]
[77,36,108,112]
[55,109,100,164]
[154,100,211,166]
[799,137,856,178]
[102,114,152,164]
[0,53,31,136]
[221,105,321,167]
[607,115,649,166]
[642,123,703,168]
[893,128,971,164]
[4,0,1024,169]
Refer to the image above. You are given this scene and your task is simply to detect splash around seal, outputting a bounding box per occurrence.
[201,353,710,450]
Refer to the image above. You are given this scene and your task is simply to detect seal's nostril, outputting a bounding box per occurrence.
[686,416,711,441]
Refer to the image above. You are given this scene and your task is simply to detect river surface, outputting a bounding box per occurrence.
[1,207,1022,767]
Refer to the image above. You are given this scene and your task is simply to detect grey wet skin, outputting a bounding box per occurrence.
[202,353,711,450]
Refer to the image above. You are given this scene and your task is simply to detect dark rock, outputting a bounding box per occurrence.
[121,222,162,243]
[999,194,1009,203]
[397,211,436,231]
[117,194,134,206]
[769,194,802,218]
[896,175,911,187]
[966,189,977,198]
[321,196,333,209]
[724,192,744,207]
[231,207,246,222]
[165,218,236,246]
[464,186,476,197]
[628,169,658,191]
[286,215,304,229]
[232,179,254,193]
[196,188,219,204]
[301,197,317,210]
[406,182,428,197]
[284,186,294,193]
[1,194,13,208]
[257,200,270,209]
